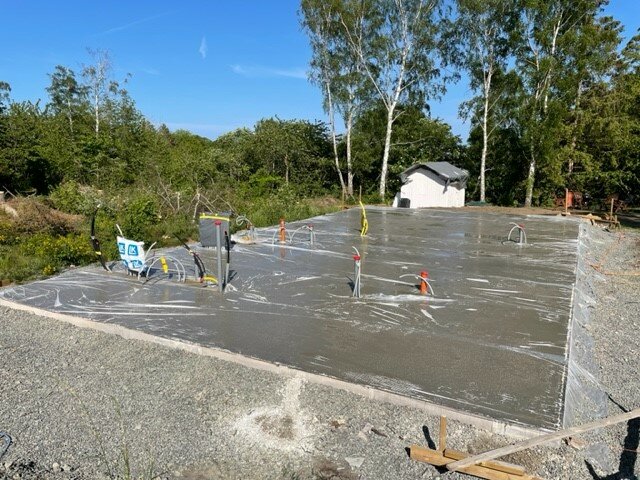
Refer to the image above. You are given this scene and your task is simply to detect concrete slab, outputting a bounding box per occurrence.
[1,207,579,429]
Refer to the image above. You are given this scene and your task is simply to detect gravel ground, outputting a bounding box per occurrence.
[0,221,639,480]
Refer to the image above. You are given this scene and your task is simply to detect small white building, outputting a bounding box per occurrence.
[392,162,468,208]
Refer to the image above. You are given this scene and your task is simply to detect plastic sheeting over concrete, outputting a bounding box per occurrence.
[1,208,580,429]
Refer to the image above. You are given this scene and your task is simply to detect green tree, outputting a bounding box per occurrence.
[448,0,517,202]
[249,118,332,189]
[301,0,370,196]
[0,101,58,193]
[352,103,464,194]
[339,0,446,199]
[512,0,610,206]
[0,81,10,114]
[46,65,88,134]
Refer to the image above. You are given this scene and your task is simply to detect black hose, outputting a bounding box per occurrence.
[90,210,110,272]
[225,231,230,265]
[176,236,206,281]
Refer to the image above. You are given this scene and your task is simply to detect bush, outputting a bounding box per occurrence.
[116,193,160,243]
[9,197,83,235]
[19,233,95,270]
[50,181,107,215]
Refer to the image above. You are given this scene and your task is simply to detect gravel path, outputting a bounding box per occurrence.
[0,222,638,480]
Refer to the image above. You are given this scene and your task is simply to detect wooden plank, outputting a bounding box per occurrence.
[439,415,447,451]
[409,446,541,480]
[443,449,526,476]
[447,408,640,472]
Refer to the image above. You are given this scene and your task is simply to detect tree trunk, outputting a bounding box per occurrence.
[346,109,354,196]
[94,91,99,137]
[480,68,493,203]
[326,83,346,194]
[525,144,536,207]
[66,99,74,134]
[379,105,396,199]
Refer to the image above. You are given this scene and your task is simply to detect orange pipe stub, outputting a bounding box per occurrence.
[420,271,429,295]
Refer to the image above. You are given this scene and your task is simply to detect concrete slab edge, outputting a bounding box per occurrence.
[0,297,545,440]
[561,223,608,428]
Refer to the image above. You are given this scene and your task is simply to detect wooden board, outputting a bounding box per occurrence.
[446,408,640,471]
[409,446,542,480]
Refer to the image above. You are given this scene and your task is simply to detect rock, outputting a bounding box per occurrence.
[345,456,365,469]
[566,436,587,450]
[584,443,615,475]
[52,462,61,473]
[358,422,373,441]
[62,464,71,472]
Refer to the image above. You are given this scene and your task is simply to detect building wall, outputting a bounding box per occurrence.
[398,170,465,208]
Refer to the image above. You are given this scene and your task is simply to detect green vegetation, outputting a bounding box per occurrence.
[1,2,639,282]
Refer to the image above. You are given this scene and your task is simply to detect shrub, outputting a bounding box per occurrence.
[50,181,109,215]
[116,194,160,243]
[19,233,95,273]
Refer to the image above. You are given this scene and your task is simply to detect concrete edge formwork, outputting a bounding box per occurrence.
[561,222,608,428]
[0,297,546,440]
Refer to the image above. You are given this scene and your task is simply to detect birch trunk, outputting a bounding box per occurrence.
[326,83,346,194]
[480,67,493,203]
[346,108,354,196]
[379,104,396,199]
[525,144,536,207]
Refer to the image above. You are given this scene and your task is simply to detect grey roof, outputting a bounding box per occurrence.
[400,161,469,187]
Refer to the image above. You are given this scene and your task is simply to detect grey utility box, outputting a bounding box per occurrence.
[199,212,231,248]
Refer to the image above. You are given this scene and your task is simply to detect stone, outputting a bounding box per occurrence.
[566,436,587,450]
[345,456,365,469]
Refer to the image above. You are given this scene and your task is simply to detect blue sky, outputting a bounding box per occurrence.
[0,1,638,142]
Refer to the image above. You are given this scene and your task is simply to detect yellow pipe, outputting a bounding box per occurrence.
[359,201,369,236]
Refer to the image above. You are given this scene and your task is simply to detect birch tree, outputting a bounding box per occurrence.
[340,0,445,199]
[301,0,346,195]
[515,0,604,206]
[301,0,368,196]
[557,13,621,180]
[450,0,516,202]
[82,48,112,137]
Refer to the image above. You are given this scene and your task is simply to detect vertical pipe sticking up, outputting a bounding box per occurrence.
[309,224,315,245]
[518,224,525,245]
[419,271,429,295]
[353,251,361,298]
[225,230,230,287]
[215,220,223,293]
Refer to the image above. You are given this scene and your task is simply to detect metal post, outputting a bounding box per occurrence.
[215,220,223,292]
[353,254,361,298]
[518,226,524,245]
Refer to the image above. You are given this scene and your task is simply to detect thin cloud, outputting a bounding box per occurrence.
[230,64,307,80]
[199,36,208,59]
[96,12,173,36]
[141,68,160,76]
